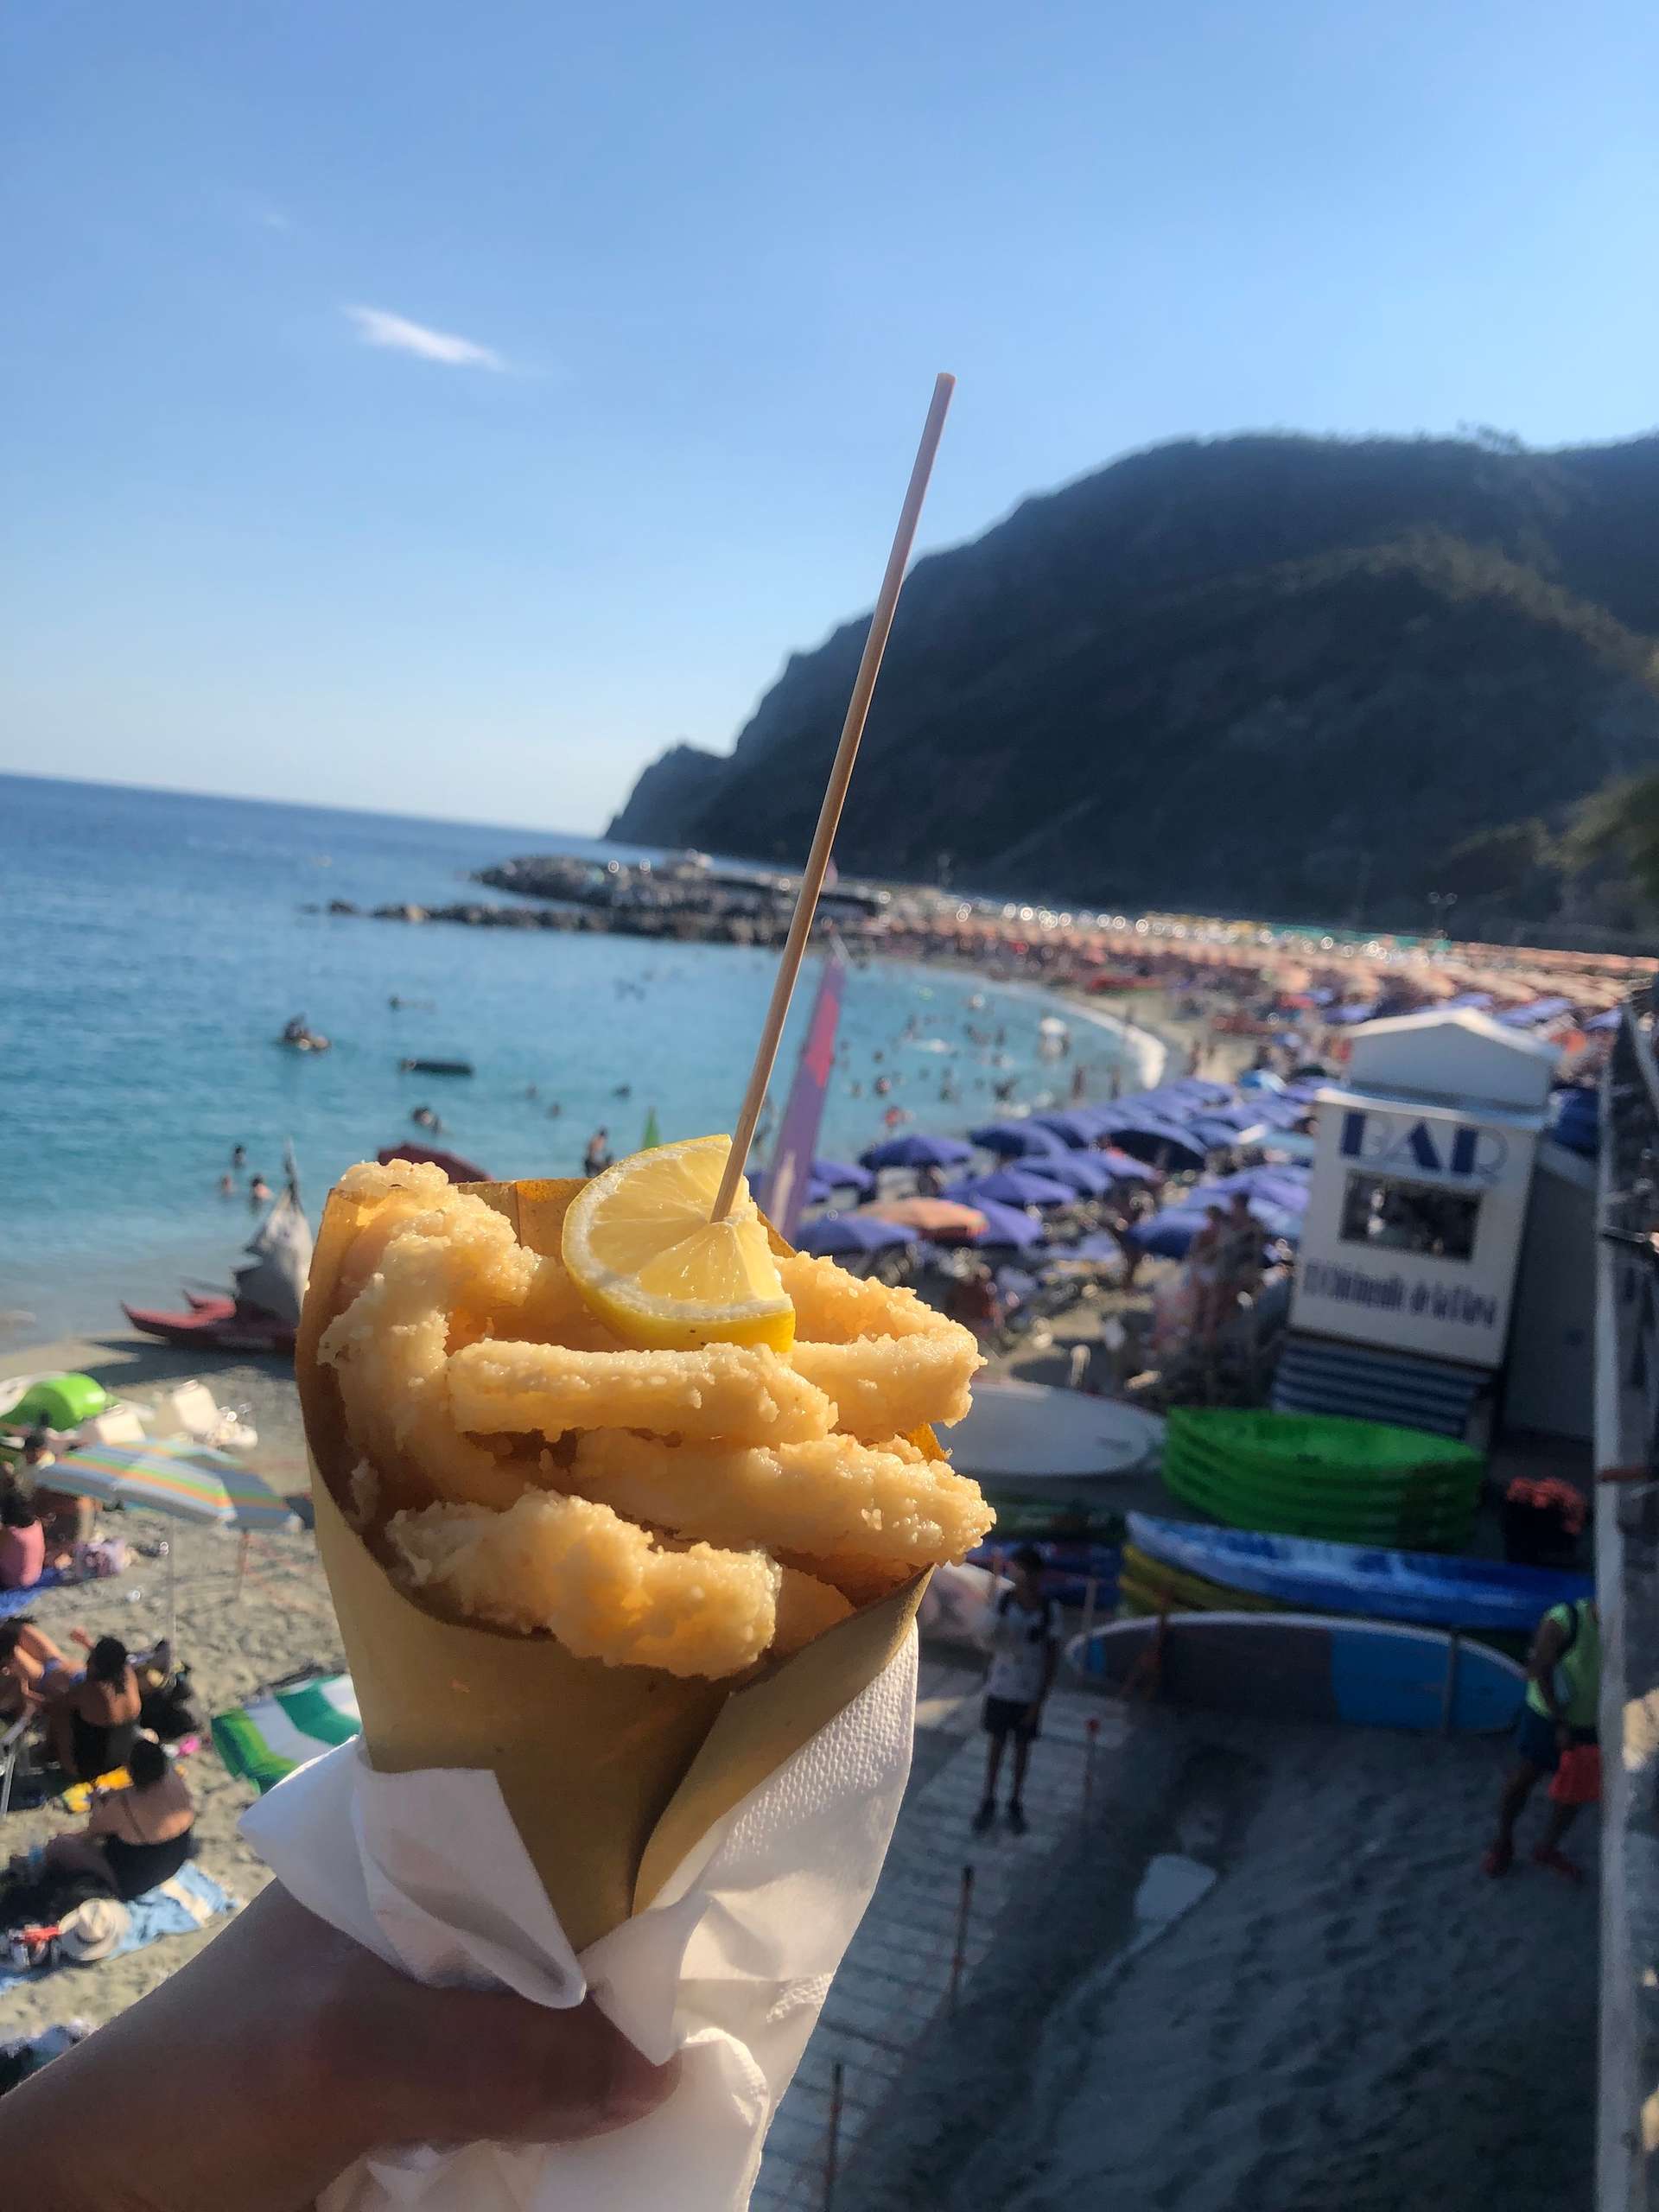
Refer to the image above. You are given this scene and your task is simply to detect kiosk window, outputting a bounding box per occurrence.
[1339,1172,1479,1261]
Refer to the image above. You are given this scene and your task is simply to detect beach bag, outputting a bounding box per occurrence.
[142,1662,206,1744]
[1549,1745,1602,1807]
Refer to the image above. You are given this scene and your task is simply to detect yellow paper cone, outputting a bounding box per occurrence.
[298,1175,927,1955]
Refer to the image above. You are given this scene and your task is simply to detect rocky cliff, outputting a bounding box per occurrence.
[607,431,1659,929]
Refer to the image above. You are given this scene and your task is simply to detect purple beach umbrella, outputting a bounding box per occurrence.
[968,1121,1067,1159]
[860,1132,976,1171]
[796,1213,918,1257]
[946,1166,1077,1209]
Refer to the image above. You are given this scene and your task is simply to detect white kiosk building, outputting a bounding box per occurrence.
[1274,1010,1594,1444]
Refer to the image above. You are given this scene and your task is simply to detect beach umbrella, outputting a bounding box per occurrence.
[1097,1147,1162,1184]
[49,1441,299,1646]
[796,1214,917,1258]
[1102,1121,1210,1173]
[810,1158,875,1195]
[1028,1111,1110,1148]
[860,1133,975,1171]
[966,1199,1046,1249]
[1123,1209,1210,1261]
[968,1121,1066,1159]
[946,1166,1077,1209]
[867,1198,988,1238]
[1016,1150,1114,1196]
[1067,1230,1124,1264]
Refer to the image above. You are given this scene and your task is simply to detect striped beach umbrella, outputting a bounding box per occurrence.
[52,1441,298,1533]
[48,1440,299,1643]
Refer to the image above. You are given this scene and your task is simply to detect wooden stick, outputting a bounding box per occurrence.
[712,371,956,1219]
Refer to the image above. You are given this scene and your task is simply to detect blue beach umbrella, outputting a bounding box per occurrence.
[947,1166,1077,1209]
[1019,1149,1115,1197]
[1123,1208,1211,1261]
[860,1132,976,1171]
[1028,1111,1112,1148]
[796,1213,918,1257]
[968,1199,1046,1249]
[811,1158,875,1196]
[1068,1230,1124,1264]
[968,1121,1066,1159]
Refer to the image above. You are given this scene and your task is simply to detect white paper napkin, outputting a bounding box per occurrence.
[243,1629,918,2211]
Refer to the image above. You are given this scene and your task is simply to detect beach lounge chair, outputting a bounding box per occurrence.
[0,1711,35,1817]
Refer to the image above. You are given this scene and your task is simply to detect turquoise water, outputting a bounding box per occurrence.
[0,774,1141,1343]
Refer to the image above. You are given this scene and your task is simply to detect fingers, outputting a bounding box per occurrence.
[374,1984,678,2148]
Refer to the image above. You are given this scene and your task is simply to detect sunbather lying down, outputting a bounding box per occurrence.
[0,1618,70,1719]
[41,1734,195,1901]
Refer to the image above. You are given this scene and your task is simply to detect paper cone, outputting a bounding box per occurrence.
[298,1176,927,1955]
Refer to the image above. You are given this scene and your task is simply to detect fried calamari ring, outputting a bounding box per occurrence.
[789,1335,980,1445]
[386,1491,781,1679]
[448,1338,835,1446]
[777,1252,956,1344]
[568,1430,994,1566]
[320,1176,542,1513]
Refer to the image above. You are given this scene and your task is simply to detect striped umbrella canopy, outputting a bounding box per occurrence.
[52,1441,298,1533]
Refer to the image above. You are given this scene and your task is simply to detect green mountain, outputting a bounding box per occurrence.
[607,431,1659,932]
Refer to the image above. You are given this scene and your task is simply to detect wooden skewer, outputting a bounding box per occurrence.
[711,371,956,1221]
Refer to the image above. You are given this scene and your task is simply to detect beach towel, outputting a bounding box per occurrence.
[0,1862,237,1994]
[212,1675,361,1793]
[0,1568,69,1623]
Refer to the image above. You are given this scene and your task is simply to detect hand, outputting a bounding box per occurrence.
[1556,1724,1573,1754]
[1024,1700,1044,1728]
[0,1883,677,2212]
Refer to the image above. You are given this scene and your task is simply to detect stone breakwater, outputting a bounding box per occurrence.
[305,893,796,947]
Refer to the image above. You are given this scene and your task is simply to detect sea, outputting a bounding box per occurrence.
[0,773,1151,1345]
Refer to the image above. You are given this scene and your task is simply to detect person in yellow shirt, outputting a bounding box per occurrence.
[1483,1597,1599,1880]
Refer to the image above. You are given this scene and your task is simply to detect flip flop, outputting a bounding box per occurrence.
[1481,1841,1514,1878]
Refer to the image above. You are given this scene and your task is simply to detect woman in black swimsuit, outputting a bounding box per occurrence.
[47,1635,142,1783]
[43,1735,195,1900]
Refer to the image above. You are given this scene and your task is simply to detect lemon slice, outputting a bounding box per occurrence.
[562,1134,795,1352]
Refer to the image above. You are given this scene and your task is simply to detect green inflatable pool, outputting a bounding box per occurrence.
[1163,1407,1483,1550]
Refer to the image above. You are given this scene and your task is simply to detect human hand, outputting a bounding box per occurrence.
[0,1882,677,2212]
[1025,1701,1044,1728]
[1556,1725,1573,1754]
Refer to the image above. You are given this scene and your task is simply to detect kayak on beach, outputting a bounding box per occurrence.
[1128,1512,1591,1635]
[1067,1611,1528,1734]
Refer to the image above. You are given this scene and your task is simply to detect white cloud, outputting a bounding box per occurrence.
[256,204,293,233]
[343,304,505,371]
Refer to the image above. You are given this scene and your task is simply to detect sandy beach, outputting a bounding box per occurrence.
[839,1704,1597,2212]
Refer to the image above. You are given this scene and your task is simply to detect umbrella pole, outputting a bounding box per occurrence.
[236,1530,251,1599]
[167,1537,178,1656]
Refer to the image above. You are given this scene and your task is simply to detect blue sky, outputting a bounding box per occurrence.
[3,0,1656,834]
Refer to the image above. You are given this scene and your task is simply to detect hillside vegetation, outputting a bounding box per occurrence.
[609,431,1659,934]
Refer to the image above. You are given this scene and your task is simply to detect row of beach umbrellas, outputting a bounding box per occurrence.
[802,1073,1320,1264]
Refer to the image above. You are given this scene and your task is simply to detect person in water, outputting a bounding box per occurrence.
[231,1144,247,1171]
[1484,1597,1601,1881]
[249,1173,273,1208]
[582,1128,612,1178]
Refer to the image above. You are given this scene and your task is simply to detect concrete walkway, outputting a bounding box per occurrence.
[753,1654,1127,2211]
